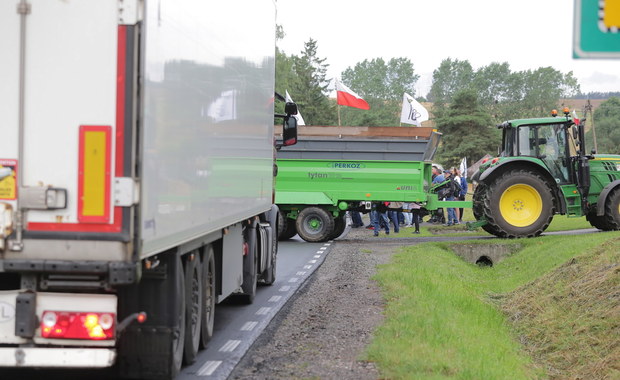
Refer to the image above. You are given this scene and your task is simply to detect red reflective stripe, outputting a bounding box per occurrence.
[27,26,127,233]
[116,26,126,176]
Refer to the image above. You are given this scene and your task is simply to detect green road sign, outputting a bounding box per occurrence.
[574,0,620,58]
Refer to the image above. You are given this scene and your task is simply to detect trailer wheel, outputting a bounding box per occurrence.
[261,226,277,285]
[170,255,186,377]
[603,187,620,230]
[183,252,203,365]
[329,215,347,240]
[240,224,258,304]
[296,207,335,242]
[483,169,554,238]
[278,212,297,240]
[200,245,216,348]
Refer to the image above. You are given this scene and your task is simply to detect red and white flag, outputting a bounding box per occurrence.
[335,79,370,110]
[572,109,580,125]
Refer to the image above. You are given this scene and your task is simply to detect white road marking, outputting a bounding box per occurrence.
[296,271,306,276]
[279,285,291,292]
[304,265,312,269]
[309,260,317,264]
[219,340,241,352]
[268,295,282,302]
[240,321,258,331]
[314,255,321,258]
[197,360,221,376]
[288,277,299,283]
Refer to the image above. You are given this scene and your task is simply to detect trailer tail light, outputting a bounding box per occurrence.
[491,157,500,164]
[40,311,115,340]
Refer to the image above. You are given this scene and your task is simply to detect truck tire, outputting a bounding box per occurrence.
[183,252,203,365]
[296,206,335,242]
[261,225,277,285]
[472,182,501,236]
[278,211,297,240]
[482,169,554,238]
[240,224,258,304]
[602,187,620,229]
[329,215,346,240]
[170,255,186,378]
[200,245,216,348]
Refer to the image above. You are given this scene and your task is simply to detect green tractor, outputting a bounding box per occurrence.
[471,108,620,238]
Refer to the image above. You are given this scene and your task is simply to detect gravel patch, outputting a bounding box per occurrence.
[230,224,416,380]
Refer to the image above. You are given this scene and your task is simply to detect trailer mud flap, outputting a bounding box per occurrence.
[118,326,175,379]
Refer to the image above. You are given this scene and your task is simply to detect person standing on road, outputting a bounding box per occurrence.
[452,168,462,223]
[455,168,467,223]
[371,201,390,236]
[442,170,458,226]
[409,202,421,234]
[387,202,402,234]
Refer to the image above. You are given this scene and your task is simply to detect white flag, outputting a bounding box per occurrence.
[285,90,306,125]
[400,93,428,126]
[459,157,468,179]
[206,89,237,122]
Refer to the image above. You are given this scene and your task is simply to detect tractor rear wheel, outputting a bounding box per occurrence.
[603,187,620,230]
[296,206,335,242]
[482,169,554,238]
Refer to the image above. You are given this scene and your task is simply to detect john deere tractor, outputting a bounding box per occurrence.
[471,108,620,238]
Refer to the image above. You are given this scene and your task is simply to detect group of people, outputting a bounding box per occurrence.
[430,165,467,226]
[350,164,468,234]
[350,201,422,236]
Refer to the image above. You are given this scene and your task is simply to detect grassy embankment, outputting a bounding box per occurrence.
[366,219,620,379]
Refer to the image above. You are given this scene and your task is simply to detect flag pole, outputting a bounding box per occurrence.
[337,105,341,126]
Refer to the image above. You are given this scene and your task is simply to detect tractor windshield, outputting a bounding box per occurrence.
[517,123,569,183]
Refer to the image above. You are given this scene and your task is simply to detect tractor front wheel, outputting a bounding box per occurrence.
[482,169,555,238]
[603,187,620,230]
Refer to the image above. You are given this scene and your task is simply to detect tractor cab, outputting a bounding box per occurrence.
[498,107,585,186]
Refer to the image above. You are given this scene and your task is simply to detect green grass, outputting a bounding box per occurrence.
[365,231,620,379]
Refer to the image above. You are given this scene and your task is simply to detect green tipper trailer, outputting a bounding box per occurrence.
[275,129,470,242]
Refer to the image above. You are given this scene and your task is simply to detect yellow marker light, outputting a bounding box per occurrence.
[551,109,558,117]
[563,107,570,115]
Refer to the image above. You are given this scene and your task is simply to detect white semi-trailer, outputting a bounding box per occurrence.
[0,1,297,378]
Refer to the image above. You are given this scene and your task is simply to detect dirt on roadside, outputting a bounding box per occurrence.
[230,225,415,380]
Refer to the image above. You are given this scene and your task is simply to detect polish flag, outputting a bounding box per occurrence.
[335,79,370,110]
[572,109,580,125]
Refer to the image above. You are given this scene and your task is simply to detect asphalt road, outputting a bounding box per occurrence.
[178,236,333,380]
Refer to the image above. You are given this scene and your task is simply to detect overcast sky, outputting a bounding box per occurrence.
[275,0,620,97]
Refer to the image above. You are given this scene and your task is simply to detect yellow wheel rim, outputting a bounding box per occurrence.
[499,184,543,227]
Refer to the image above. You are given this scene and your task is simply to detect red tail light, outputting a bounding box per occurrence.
[41,311,115,340]
[481,157,490,164]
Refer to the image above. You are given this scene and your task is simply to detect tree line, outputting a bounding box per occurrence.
[276,34,620,168]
